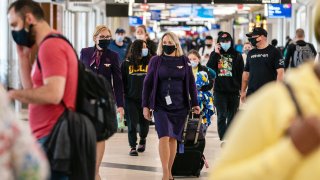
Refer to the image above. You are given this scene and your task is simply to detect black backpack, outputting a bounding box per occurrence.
[37,34,117,141]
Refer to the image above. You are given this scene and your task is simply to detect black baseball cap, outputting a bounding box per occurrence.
[115,28,125,34]
[246,27,268,37]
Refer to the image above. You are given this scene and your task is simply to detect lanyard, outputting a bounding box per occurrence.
[167,77,171,96]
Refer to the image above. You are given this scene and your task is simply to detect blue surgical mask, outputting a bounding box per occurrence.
[116,35,124,42]
[190,61,199,68]
[220,42,231,52]
[141,48,149,57]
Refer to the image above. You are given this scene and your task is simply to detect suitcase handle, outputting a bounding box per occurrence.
[181,110,203,144]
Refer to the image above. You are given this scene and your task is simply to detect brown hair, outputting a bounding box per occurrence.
[8,0,44,20]
[187,49,201,60]
[93,25,112,42]
[137,25,147,34]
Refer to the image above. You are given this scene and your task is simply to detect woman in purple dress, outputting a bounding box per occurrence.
[142,32,200,180]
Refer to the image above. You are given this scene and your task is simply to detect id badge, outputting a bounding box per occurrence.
[165,95,172,105]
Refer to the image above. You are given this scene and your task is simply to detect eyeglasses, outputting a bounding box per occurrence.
[99,35,112,40]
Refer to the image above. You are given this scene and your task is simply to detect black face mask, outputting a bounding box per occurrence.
[248,37,260,47]
[163,45,176,55]
[11,24,35,48]
[98,39,111,50]
[205,44,212,48]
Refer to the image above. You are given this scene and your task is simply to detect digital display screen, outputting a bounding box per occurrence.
[129,16,143,26]
[267,4,292,18]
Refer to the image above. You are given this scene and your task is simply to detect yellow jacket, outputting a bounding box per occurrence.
[210,63,320,180]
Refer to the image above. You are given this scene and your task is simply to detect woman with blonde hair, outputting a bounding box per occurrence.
[80,25,124,180]
[142,32,200,180]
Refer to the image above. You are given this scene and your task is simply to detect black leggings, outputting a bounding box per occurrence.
[214,92,240,140]
[125,98,150,148]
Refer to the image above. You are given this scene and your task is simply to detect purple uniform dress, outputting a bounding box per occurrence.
[154,55,189,141]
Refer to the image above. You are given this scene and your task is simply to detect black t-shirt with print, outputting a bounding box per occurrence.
[244,45,284,95]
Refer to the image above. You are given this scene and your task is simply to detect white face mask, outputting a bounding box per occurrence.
[136,34,145,40]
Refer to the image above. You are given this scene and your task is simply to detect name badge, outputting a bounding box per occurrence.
[165,95,172,105]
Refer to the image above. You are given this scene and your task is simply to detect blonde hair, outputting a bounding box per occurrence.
[157,32,184,57]
[93,25,112,42]
[315,3,320,43]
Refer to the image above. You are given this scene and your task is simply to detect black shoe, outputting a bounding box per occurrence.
[137,140,146,152]
[129,148,138,156]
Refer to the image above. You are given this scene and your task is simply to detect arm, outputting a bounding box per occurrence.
[284,44,294,69]
[111,53,124,107]
[277,68,285,82]
[200,67,214,92]
[275,49,285,82]
[9,38,69,104]
[142,57,156,108]
[9,77,66,104]
[241,72,249,96]
[121,61,128,95]
[310,43,317,57]
[207,52,220,73]
[188,62,199,107]
[16,45,33,89]
[237,53,245,87]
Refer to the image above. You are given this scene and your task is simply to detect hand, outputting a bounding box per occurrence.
[16,45,31,61]
[117,107,124,120]
[240,92,247,103]
[289,116,320,156]
[193,106,201,115]
[143,107,152,121]
[215,43,221,54]
[205,54,210,59]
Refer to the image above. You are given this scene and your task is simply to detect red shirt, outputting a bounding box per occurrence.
[29,33,78,139]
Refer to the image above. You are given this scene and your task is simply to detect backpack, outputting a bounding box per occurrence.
[293,43,314,67]
[37,34,117,141]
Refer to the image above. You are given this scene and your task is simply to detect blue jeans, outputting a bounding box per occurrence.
[38,136,69,180]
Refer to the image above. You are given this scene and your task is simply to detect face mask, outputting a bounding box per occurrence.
[12,24,35,48]
[190,61,199,68]
[205,44,212,48]
[220,42,231,52]
[98,39,111,50]
[141,48,149,57]
[136,34,145,40]
[115,35,124,42]
[162,45,176,55]
[243,49,250,55]
[249,37,259,47]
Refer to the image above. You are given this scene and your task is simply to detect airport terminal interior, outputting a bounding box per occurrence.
[0,0,320,179]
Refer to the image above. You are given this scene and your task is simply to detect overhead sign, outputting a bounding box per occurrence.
[135,0,212,3]
[129,16,143,26]
[211,0,291,3]
[151,10,161,21]
[267,4,292,18]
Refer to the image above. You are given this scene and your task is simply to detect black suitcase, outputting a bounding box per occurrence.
[172,112,206,177]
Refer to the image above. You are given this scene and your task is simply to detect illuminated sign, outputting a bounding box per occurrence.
[267,4,292,18]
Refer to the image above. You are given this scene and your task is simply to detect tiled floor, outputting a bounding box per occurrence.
[19,110,221,180]
[100,120,221,180]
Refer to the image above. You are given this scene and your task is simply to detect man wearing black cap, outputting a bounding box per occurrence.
[108,28,130,63]
[207,32,244,141]
[240,27,284,103]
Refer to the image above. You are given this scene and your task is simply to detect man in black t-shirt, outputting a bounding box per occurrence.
[241,28,285,103]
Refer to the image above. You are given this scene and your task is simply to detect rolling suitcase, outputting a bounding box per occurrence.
[172,112,206,177]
